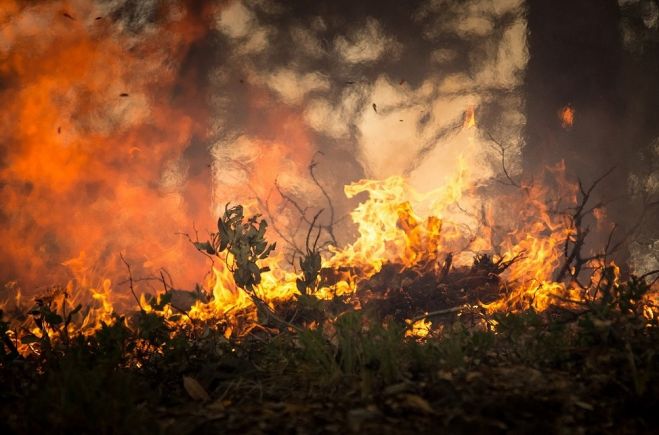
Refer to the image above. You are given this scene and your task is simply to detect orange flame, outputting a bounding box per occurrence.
[464,106,477,128]
[1,3,656,348]
[0,1,216,299]
[559,105,575,128]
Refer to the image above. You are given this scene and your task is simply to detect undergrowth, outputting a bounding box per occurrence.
[1,275,657,434]
[1,206,658,434]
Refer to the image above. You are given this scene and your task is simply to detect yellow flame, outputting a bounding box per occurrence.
[464,106,476,128]
[406,318,432,339]
[5,155,658,348]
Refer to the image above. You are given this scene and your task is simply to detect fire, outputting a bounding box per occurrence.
[2,153,658,348]
[464,106,477,128]
[327,161,468,275]
[559,105,575,128]
[405,318,432,339]
[0,1,216,298]
[1,4,656,351]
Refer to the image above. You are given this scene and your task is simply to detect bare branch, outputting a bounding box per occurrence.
[554,167,617,283]
[119,253,145,312]
[485,132,521,188]
[309,152,338,246]
[639,269,659,284]
[250,184,305,262]
[410,305,465,324]
[305,209,324,254]
[177,231,216,265]
[275,180,313,227]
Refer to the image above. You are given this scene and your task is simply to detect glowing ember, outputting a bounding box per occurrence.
[405,318,432,339]
[559,105,575,128]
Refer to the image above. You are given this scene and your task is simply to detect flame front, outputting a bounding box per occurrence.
[1,3,656,347]
[3,150,658,346]
[0,1,215,298]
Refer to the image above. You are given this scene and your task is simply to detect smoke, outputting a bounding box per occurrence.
[0,0,216,292]
[210,0,529,238]
[0,0,530,295]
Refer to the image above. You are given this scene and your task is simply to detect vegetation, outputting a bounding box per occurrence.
[1,205,658,434]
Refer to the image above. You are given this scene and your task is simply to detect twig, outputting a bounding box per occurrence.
[410,305,465,323]
[305,209,324,253]
[275,180,313,227]
[258,186,305,259]
[309,152,338,246]
[485,132,521,188]
[158,270,193,322]
[254,155,342,259]
[639,269,659,287]
[496,252,525,274]
[554,167,616,283]
[119,253,145,312]
[177,231,217,265]
[246,292,303,333]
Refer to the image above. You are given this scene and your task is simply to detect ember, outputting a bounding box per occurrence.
[559,104,575,128]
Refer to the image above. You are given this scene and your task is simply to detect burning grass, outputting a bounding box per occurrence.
[1,165,658,433]
[1,276,657,433]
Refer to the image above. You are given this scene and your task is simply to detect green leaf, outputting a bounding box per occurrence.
[258,219,267,238]
[219,237,229,252]
[248,262,260,277]
[259,243,276,259]
[194,241,216,255]
[254,241,267,255]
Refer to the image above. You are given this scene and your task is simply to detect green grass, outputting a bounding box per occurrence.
[1,276,658,434]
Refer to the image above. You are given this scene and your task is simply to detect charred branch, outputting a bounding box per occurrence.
[309,152,338,247]
[120,253,145,312]
[485,131,521,188]
[554,167,616,283]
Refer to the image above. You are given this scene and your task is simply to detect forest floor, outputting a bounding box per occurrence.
[1,264,658,434]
